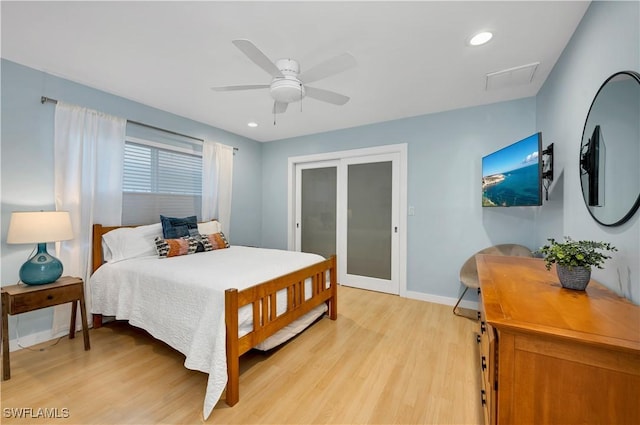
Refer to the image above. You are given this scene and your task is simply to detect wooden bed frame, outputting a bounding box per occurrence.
[90,223,338,407]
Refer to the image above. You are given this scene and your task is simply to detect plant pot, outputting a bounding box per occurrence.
[556,265,591,291]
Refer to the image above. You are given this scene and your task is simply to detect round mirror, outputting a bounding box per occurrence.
[580,70,640,226]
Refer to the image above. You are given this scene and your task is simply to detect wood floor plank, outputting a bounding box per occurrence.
[1,286,482,424]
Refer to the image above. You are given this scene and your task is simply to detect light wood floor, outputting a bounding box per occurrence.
[1,286,482,424]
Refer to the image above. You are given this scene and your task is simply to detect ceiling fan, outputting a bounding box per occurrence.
[211,39,357,115]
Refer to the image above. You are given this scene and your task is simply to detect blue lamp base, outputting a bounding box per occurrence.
[19,243,63,285]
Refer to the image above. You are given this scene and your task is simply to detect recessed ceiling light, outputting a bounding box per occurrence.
[247,122,258,128]
[469,31,493,46]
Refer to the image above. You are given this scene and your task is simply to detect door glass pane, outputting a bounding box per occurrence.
[301,167,337,258]
[347,161,392,279]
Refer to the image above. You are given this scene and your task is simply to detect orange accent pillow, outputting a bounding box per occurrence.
[203,232,230,250]
[154,237,197,258]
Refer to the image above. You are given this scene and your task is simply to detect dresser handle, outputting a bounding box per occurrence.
[481,355,487,371]
[477,311,482,320]
[481,389,487,406]
[480,321,486,334]
[47,295,53,300]
[476,334,481,344]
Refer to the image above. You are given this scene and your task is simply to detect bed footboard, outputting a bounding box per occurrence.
[224,255,338,406]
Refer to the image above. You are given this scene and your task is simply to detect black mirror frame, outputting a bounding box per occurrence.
[579,70,640,227]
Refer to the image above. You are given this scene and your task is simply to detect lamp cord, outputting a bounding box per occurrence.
[15,314,64,352]
[24,245,37,261]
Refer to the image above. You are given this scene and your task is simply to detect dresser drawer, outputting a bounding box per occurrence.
[478,289,497,425]
[8,283,82,314]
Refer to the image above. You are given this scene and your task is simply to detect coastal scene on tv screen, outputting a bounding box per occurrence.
[482,133,541,207]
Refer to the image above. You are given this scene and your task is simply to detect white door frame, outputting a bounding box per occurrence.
[287,143,408,297]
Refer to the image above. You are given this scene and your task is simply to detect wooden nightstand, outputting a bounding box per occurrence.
[1,276,91,380]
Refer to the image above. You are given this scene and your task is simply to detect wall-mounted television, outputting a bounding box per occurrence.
[482,132,542,207]
[580,124,604,207]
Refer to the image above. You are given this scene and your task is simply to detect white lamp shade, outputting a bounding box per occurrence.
[7,211,74,244]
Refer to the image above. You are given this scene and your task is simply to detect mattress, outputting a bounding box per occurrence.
[90,245,328,419]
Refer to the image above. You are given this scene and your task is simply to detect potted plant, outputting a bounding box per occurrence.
[537,237,617,290]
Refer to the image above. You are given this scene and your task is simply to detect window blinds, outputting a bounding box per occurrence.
[122,141,202,225]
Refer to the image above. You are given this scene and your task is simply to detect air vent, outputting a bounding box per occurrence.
[485,62,539,90]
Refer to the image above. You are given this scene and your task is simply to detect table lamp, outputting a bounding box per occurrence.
[7,211,73,285]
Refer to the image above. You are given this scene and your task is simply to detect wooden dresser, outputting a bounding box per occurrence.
[476,254,640,425]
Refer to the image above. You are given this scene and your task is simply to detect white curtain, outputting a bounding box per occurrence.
[202,141,234,236]
[52,101,126,336]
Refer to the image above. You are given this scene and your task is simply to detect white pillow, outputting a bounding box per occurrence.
[102,240,113,262]
[198,220,221,235]
[102,223,163,263]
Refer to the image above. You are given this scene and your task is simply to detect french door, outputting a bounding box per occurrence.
[291,147,405,295]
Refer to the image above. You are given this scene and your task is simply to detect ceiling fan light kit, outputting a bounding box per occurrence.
[270,78,305,103]
[211,39,356,116]
[270,59,304,103]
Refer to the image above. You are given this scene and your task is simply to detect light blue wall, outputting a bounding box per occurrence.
[2,0,638,345]
[261,97,538,298]
[1,59,264,337]
[536,0,639,303]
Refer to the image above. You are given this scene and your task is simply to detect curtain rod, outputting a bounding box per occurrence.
[41,96,238,151]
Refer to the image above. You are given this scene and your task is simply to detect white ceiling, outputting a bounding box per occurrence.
[1,1,590,142]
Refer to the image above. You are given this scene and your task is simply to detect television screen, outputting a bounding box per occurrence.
[482,132,542,207]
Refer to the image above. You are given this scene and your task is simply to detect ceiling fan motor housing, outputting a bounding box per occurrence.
[270,59,305,103]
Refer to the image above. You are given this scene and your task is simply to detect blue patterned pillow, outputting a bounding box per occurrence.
[160,215,199,239]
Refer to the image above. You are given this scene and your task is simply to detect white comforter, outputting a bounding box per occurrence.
[90,246,326,419]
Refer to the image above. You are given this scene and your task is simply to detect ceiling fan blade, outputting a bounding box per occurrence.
[232,39,283,78]
[299,52,357,84]
[305,86,350,105]
[273,101,288,114]
[211,84,269,92]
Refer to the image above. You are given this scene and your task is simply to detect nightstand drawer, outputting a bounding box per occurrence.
[8,284,82,314]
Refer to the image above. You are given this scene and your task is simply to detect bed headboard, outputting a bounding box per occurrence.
[92,224,133,274]
[91,220,219,274]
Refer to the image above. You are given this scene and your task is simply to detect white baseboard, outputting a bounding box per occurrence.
[404,290,479,311]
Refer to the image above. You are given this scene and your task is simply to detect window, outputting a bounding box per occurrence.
[122,137,202,225]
